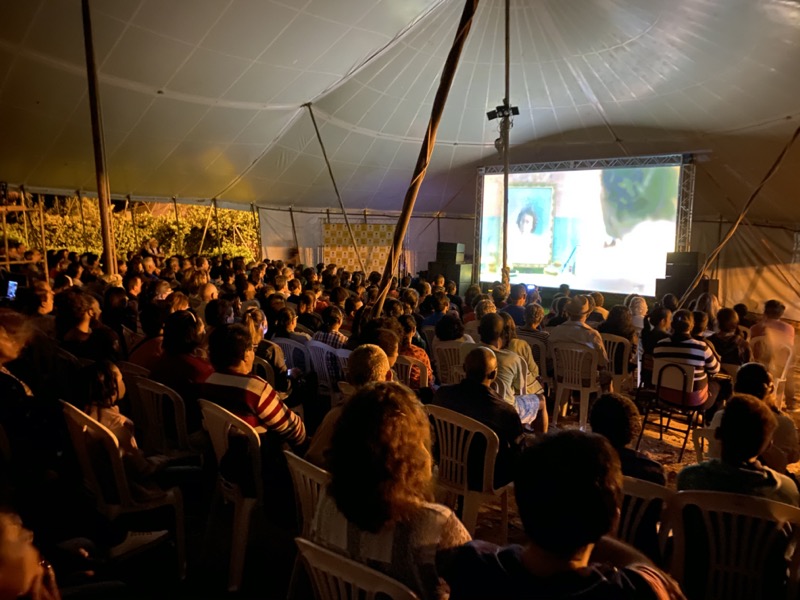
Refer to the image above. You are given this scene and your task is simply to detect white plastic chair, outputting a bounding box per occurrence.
[600,333,633,394]
[692,427,716,463]
[295,538,419,600]
[308,341,336,396]
[334,348,351,383]
[617,476,674,563]
[434,341,466,385]
[394,355,429,388]
[274,337,311,372]
[122,325,145,354]
[198,399,262,592]
[117,360,150,380]
[517,331,552,391]
[252,355,277,387]
[127,377,195,459]
[421,326,436,354]
[668,491,800,600]
[426,405,511,541]
[60,401,186,578]
[550,343,600,430]
[751,336,794,405]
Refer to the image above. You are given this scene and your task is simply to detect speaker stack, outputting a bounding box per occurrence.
[427,242,472,295]
[655,252,719,301]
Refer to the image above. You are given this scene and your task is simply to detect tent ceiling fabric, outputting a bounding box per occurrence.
[1,0,799,220]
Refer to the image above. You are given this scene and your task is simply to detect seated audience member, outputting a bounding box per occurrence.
[127,301,168,372]
[691,310,711,340]
[56,289,122,363]
[695,292,721,332]
[589,393,666,485]
[629,296,648,335]
[733,302,756,329]
[149,310,213,432]
[491,283,508,310]
[13,281,55,337]
[499,284,527,327]
[432,313,474,357]
[203,298,233,335]
[439,430,683,599]
[312,382,470,600]
[0,512,61,600]
[678,394,799,506]
[167,291,190,313]
[305,344,391,467]
[547,295,608,370]
[397,315,434,391]
[272,306,311,343]
[312,306,348,349]
[464,298,495,341]
[707,307,751,366]
[520,303,547,337]
[445,280,463,315]
[652,309,720,408]
[201,324,305,446]
[421,291,450,328]
[598,305,638,375]
[640,305,671,386]
[750,299,795,407]
[706,362,799,473]
[434,348,526,487]
[543,295,569,328]
[296,292,323,334]
[586,291,609,325]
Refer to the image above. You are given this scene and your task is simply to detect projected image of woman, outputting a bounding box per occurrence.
[509,206,550,268]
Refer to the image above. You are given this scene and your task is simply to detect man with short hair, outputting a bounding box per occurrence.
[422,291,450,328]
[439,430,683,599]
[499,284,527,327]
[297,291,322,332]
[434,347,525,488]
[677,394,799,506]
[491,283,508,310]
[586,291,608,325]
[547,295,608,369]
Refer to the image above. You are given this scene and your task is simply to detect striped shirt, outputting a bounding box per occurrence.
[653,334,720,385]
[312,330,348,349]
[201,371,306,447]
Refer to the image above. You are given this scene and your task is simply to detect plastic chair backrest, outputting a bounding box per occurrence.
[252,356,276,387]
[394,355,429,388]
[60,400,132,511]
[307,341,335,392]
[284,451,330,537]
[334,349,351,382]
[458,342,480,366]
[117,360,150,380]
[421,326,436,353]
[517,331,549,375]
[600,333,632,375]
[669,491,800,600]
[295,538,420,600]
[618,476,674,561]
[551,342,599,389]
[122,325,145,352]
[128,377,191,454]
[426,404,500,495]
[751,336,794,382]
[198,399,263,500]
[434,341,466,385]
[273,337,311,372]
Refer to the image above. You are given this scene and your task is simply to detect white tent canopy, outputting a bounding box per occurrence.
[2,0,800,310]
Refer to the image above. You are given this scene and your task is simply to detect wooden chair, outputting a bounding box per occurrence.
[600,333,633,394]
[295,538,419,600]
[394,355,429,388]
[550,342,600,430]
[274,337,312,373]
[668,491,800,600]
[426,405,511,541]
[126,377,196,459]
[60,401,186,578]
[434,341,466,385]
[691,427,717,463]
[252,355,277,387]
[308,341,336,396]
[285,452,331,599]
[636,359,701,461]
[617,476,674,564]
[198,400,262,592]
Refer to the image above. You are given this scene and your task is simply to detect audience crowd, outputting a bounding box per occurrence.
[0,243,798,599]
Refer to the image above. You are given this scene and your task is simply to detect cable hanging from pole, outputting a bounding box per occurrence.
[304,102,367,274]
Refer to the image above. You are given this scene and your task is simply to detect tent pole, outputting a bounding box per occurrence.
[81,0,116,276]
[500,0,511,282]
[304,103,367,274]
[289,207,300,256]
[172,196,181,254]
[212,198,222,255]
[371,0,480,317]
[76,189,87,252]
[198,203,213,255]
[251,203,263,261]
[128,195,139,253]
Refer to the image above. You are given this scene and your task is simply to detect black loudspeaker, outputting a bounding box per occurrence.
[436,242,465,264]
[666,252,703,278]
[427,262,473,295]
[655,277,719,303]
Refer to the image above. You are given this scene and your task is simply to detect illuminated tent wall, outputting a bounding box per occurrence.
[1,1,799,314]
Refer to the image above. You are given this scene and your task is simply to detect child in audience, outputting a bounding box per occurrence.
[707,307,751,366]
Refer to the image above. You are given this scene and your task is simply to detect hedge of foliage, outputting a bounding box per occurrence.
[2,196,260,262]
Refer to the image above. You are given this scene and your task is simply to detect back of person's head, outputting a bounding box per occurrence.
[276,306,296,331]
[491,283,508,305]
[591,291,605,308]
[298,291,315,311]
[734,362,773,400]
[603,305,634,335]
[716,307,739,333]
[589,393,641,450]
[671,309,694,335]
[321,305,343,331]
[274,275,287,291]
[77,359,121,411]
[432,291,449,313]
[208,324,252,372]
[162,310,203,355]
[463,347,497,384]
[348,344,390,386]
[397,314,416,337]
[733,303,749,320]
[330,286,349,305]
[691,310,708,337]
[204,298,232,329]
[516,430,622,558]
[661,293,679,312]
[717,394,777,464]
[435,313,465,341]
[475,298,496,320]
[240,307,267,345]
[508,284,527,304]
[498,311,517,344]
[523,303,545,327]
[359,327,399,364]
[382,298,402,319]
[328,381,433,533]
[648,305,671,329]
[54,288,94,336]
[764,299,786,319]
[478,313,504,344]
[0,309,32,363]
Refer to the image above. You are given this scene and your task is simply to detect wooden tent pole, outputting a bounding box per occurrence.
[212,198,222,255]
[372,0,479,317]
[251,203,263,261]
[198,203,213,255]
[128,195,139,253]
[500,0,511,279]
[81,0,116,276]
[172,197,181,254]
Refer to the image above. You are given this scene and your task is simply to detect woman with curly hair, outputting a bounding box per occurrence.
[312,382,470,600]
